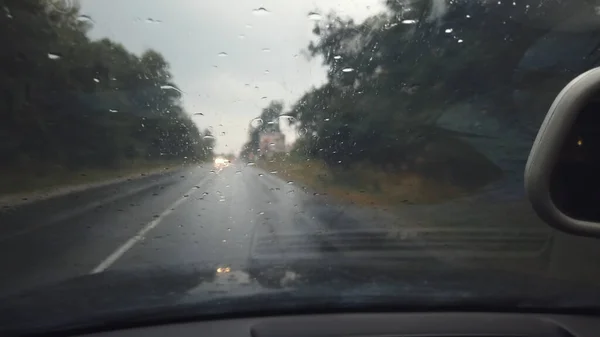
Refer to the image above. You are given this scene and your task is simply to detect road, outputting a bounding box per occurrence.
[0,162,556,297]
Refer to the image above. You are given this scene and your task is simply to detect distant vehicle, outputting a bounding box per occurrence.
[214,157,229,168]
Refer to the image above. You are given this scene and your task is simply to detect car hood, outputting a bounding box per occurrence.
[2,259,600,335]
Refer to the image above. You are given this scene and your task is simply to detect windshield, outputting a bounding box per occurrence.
[3,0,600,331]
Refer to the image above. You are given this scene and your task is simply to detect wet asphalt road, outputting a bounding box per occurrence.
[0,162,314,295]
[0,161,557,297]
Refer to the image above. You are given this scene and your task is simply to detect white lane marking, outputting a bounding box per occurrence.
[90,175,213,274]
[0,179,168,243]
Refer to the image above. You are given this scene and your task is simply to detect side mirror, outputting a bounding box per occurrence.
[525,67,600,237]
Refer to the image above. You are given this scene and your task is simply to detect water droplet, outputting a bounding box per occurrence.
[250,118,263,128]
[246,24,253,29]
[146,17,162,24]
[444,28,453,33]
[324,118,330,122]
[209,170,216,174]
[252,7,270,15]
[160,85,183,94]
[93,78,100,83]
[235,170,242,174]
[401,19,417,24]
[222,239,227,243]
[270,171,278,174]
[262,48,271,52]
[264,70,270,74]
[47,53,61,60]
[247,162,256,166]
[239,34,246,39]
[109,109,118,113]
[333,55,342,60]
[466,14,471,18]
[258,173,264,177]
[287,181,294,185]
[218,52,228,57]
[261,96,267,99]
[193,112,204,116]
[258,211,265,215]
[203,135,215,140]
[308,12,322,20]
[227,228,231,231]
[77,14,94,23]
[457,39,464,43]
[342,68,355,73]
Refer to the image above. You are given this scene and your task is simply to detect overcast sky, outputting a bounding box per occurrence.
[78,0,386,153]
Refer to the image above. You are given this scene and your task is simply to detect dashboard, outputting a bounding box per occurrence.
[80,312,600,337]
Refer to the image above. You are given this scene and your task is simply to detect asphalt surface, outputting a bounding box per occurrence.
[0,162,557,297]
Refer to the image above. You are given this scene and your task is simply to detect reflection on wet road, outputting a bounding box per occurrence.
[0,162,554,296]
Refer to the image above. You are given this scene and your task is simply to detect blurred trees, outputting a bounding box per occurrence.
[271,0,598,189]
[0,0,213,176]
[240,100,284,160]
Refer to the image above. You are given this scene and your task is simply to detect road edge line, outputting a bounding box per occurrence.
[89,174,213,274]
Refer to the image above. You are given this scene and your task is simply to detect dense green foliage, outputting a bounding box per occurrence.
[248,0,599,190]
[0,0,213,177]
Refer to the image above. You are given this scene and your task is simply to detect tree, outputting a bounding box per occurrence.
[251,0,596,188]
[0,0,214,182]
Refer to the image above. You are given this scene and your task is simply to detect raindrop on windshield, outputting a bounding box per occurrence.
[239,34,245,39]
[93,78,100,83]
[401,19,417,24]
[466,14,471,18]
[146,18,162,24]
[258,173,264,177]
[279,115,296,123]
[109,109,118,113]
[444,28,453,33]
[458,39,464,43]
[250,118,263,128]
[247,162,256,166]
[47,53,61,60]
[218,52,228,57]
[227,228,231,231]
[342,68,355,73]
[287,181,294,185]
[193,112,204,116]
[261,96,267,99]
[160,85,183,94]
[203,135,215,140]
[308,12,322,21]
[235,171,242,174]
[264,70,270,74]
[77,14,94,23]
[262,48,271,52]
[333,55,342,60]
[252,7,270,15]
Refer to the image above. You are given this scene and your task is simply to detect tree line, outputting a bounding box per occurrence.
[0,0,213,179]
[245,0,599,190]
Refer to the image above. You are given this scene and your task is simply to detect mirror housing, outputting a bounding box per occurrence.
[525,67,600,237]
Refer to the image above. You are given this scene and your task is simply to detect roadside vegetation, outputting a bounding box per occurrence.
[0,0,214,197]
[245,0,586,205]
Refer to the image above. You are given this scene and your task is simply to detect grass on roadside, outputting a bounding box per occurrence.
[258,155,468,206]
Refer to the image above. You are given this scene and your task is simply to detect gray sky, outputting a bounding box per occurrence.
[79,0,385,153]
